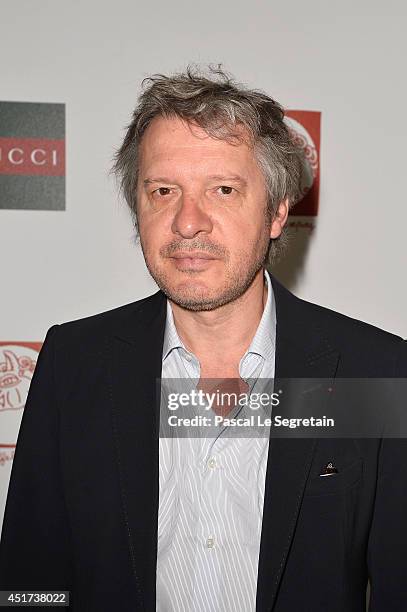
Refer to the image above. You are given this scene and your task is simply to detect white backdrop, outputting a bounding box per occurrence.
[1,0,406,580]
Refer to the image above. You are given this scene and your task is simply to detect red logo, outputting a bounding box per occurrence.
[0,137,64,177]
[0,342,41,454]
[0,101,65,210]
[284,110,321,231]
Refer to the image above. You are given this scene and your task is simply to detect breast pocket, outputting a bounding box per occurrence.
[304,457,363,497]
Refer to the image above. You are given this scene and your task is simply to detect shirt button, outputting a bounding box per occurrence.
[208,457,216,469]
[184,353,192,362]
[206,536,215,549]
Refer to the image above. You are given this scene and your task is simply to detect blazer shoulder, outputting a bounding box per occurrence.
[51,290,165,347]
[295,293,406,374]
[301,294,402,341]
[272,275,404,348]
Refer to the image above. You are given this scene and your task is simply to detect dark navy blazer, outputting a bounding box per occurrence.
[1,275,406,611]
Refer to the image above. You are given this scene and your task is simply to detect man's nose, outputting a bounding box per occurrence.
[171,193,213,238]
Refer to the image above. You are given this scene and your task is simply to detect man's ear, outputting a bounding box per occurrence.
[270,198,289,239]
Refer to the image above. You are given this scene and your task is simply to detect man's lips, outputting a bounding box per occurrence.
[168,252,219,270]
[169,251,218,260]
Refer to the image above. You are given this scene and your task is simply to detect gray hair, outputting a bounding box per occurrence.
[113,65,304,262]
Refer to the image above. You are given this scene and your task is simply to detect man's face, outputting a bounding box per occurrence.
[136,116,282,311]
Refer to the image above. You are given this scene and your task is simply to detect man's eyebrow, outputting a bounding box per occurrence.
[143,177,175,185]
[143,175,248,186]
[207,174,247,186]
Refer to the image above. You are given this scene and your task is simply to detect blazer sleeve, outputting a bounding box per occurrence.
[367,340,407,611]
[0,325,73,591]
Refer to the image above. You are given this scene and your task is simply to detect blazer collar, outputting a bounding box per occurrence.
[109,274,340,612]
[112,273,340,377]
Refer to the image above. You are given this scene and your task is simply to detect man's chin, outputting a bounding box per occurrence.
[149,261,265,312]
[161,287,223,311]
[158,282,250,312]
[169,297,225,312]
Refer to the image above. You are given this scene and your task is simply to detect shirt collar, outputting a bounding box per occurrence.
[162,268,276,364]
[162,299,184,362]
[242,268,275,365]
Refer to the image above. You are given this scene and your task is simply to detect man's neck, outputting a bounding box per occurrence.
[169,268,268,371]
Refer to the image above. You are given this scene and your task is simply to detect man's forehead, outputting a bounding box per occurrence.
[141,115,251,151]
[139,115,254,171]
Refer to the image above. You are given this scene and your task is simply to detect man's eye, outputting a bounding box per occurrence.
[154,187,172,196]
[217,186,234,195]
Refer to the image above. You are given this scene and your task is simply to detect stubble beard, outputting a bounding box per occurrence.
[142,232,271,312]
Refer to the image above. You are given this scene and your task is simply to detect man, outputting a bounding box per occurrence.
[0,67,406,611]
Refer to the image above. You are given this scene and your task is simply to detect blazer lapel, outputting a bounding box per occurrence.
[256,275,340,612]
[107,291,166,612]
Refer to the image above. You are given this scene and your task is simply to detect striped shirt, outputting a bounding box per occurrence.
[157,269,276,612]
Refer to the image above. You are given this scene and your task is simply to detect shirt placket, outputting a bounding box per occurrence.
[189,366,261,612]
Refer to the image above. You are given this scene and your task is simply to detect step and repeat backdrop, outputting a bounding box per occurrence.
[1,1,406,535]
